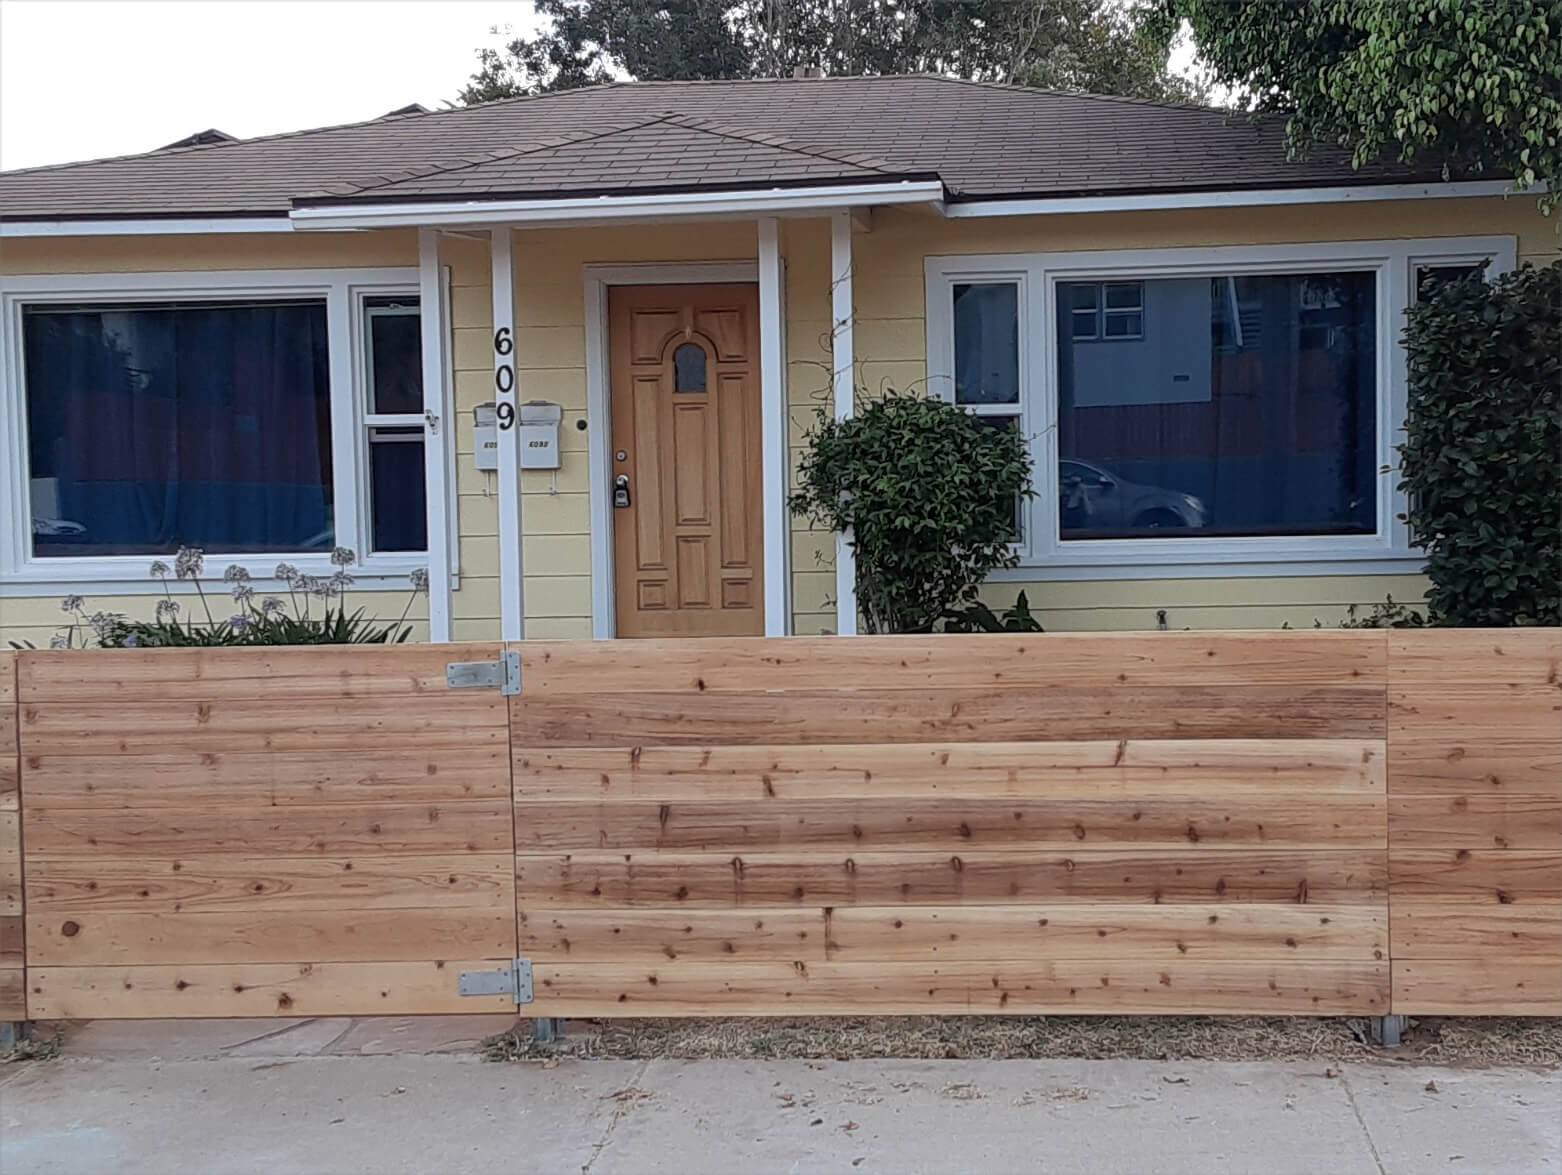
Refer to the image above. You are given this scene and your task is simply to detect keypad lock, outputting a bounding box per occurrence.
[613,474,632,509]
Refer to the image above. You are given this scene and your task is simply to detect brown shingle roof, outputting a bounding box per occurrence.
[0,75,1459,220]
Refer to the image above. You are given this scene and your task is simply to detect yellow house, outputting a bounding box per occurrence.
[1,77,1554,647]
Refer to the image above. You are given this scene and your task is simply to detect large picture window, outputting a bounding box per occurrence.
[1056,271,1376,540]
[927,236,1515,577]
[2,267,430,586]
[24,299,334,558]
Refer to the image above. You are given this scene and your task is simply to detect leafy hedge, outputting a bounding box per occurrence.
[1400,262,1561,626]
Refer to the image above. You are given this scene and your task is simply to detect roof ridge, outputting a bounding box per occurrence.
[293,113,669,200]
[651,112,902,175]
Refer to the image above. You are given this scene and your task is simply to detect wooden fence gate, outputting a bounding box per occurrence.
[2,630,1557,1021]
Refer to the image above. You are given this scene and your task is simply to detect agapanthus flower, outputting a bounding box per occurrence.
[330,547,357,568]
[229,614,250,631]
[155,599,181,623]
[222,565,252,584]
[274,563,300,586]
[231,583,255,603]
[48,634,69,650]
[173,546,204,580]
[60,595,85,613]
[149,559,170,579]
[409,568,430,594]
[259,597,285,615]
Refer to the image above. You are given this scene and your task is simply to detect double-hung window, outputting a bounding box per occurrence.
[927,236,1516,577]
[1,267,430,588]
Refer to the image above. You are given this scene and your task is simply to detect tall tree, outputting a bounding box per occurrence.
[1173,0,1561,209]
[460,0,1207,105]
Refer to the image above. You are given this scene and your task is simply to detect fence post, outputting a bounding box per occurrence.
[1,650,26,1043]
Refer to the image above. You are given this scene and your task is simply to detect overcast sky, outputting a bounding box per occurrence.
[0,0,531,171]
[1,0,1206,174]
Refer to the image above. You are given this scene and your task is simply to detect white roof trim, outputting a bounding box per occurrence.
[0,216,294,237]
[944,178,1539,218]
[288,180,946,230]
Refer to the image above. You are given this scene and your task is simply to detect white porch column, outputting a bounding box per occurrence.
[417,228,455,642]
[830,210,859,636]
[491,228,526,640]
[757,217,792,637]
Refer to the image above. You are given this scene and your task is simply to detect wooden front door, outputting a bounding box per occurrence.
[609,283,764,637]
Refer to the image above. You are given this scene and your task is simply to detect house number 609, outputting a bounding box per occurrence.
[493,327,516,429]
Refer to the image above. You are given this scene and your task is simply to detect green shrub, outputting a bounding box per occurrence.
[789,392,1033,633]
[943,591,1045,633]
[1400,262,1561,627]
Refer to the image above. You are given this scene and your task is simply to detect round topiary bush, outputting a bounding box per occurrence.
[789,391,1033,634]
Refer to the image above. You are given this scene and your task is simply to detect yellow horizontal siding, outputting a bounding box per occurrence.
[2,197,1550,647]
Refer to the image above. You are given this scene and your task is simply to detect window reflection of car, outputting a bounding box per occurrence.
[1060,459,1207,532]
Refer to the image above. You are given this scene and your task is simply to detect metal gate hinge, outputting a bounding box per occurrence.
[446,649,521,696]
[458,958,534,1005]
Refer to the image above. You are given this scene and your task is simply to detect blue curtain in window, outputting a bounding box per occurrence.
[23,301,333,557]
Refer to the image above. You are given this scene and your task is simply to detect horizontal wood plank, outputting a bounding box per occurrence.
[27,908,515,967]
[520,631,1388,694]
[20,695,508,755]
[826,904,1385,963]
[513,739,1385,801]
[1390,901,1562,956]
[520,907,825,962]
[0,913,22,968]
[529,959,1389,1016]
[27,853,515,914]
[1390,687,1562,749]
[511,686,1386,747]
[27,960,517,1019]
[515,850,1388,907]
[519,904,1384,965]
[1388,851,1562,903]
[1393,957,1562,1015]
[1387,796,1562,851]
[1387,629,1562,688]
[1385,740,1562,797]
[0,968,22,1020]
[0,811,20,914]
[19,747,511,809]
[18,645,505,702]
[513,795,1387,852]
[24,800,512,858]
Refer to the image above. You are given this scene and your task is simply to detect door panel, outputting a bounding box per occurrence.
[610,284,764,638]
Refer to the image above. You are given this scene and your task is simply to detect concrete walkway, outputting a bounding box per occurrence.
[2,1020,1557,1174]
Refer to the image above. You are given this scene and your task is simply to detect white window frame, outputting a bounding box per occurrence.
[925,236,1517,580]
[354,291,429,558]
[0,266,427,595]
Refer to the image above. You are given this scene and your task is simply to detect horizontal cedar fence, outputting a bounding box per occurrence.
[5,630,1557,1022]
[511,631,1395,1017]
[15,646,518,1020]
[1386,629,1562,1014]
[1,653,22,1020]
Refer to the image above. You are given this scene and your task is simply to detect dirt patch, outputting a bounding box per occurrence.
[484,1015,1562,1068]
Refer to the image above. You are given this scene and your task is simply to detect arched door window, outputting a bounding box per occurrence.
[673,341,707,392]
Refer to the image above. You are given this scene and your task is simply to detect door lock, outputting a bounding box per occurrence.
[613,474,632,509]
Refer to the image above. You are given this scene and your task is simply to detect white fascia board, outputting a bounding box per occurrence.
[289,180,946,230]
[944,179,1541,218]
[0,216,294,237]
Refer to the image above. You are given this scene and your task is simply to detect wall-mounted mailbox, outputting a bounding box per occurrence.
[519,401,562,470]
[472,400,563,472]
[472,403,499,471]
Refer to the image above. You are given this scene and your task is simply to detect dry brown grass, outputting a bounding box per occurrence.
[485,1015,1562,1068]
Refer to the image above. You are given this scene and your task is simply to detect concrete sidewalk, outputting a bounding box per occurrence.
[1,1022,1557,1174]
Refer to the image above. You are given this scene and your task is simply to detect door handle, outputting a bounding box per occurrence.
[613,474,632,508]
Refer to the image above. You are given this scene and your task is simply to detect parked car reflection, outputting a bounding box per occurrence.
[1060,458,1208,535]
